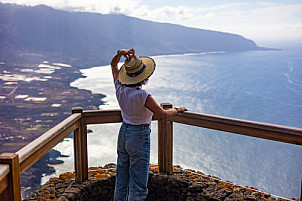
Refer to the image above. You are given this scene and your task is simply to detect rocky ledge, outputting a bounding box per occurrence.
[25,164,296,201]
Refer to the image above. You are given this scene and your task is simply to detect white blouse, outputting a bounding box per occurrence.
[115,80,153,125]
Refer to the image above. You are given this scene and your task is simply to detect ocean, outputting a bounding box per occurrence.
[43,45,302,198]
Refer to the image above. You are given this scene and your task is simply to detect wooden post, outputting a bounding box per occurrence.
[0,153,21,201]
[72,107,88,182]
[158,103,173,174]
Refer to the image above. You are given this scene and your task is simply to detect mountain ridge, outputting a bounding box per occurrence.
[0,3,269,67]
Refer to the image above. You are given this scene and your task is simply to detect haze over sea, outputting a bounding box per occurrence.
[44,44,302,198]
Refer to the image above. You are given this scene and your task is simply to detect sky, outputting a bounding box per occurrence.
[1,0,302,44]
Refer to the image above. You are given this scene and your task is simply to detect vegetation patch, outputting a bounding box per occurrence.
[41,113,59,116]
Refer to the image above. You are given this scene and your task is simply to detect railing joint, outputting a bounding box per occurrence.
[72,107,83,114]
[158,103,174,174]
[72,107,88,182]
[0,153,21,201]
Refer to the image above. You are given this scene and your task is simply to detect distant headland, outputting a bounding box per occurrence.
[0,2,276,68]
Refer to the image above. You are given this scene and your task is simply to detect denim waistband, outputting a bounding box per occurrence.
[122,122,150,129]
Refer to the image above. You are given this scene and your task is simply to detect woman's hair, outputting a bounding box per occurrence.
[125,78,149,88]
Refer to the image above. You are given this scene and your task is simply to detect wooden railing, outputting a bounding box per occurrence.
[1,103,302,200]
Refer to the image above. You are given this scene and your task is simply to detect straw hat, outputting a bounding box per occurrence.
[118,55,156,85]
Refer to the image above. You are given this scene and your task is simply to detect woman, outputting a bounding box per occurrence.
[110,49,187,201]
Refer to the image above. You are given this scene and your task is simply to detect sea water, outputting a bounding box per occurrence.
[45,46,302,198]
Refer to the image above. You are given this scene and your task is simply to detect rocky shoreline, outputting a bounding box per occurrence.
[24,164,298,201]
[0,59,106,197]
[0,61,105,153]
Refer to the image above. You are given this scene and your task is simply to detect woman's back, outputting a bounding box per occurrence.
[114,80,153,125]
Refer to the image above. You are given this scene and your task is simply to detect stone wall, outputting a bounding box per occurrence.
[25,164,297,201]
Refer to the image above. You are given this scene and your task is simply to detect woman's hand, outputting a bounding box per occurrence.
[145,95,187,119]
[119,49,135,60]
[175,107,187,113]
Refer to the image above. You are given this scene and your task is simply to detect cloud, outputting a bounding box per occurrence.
[0,0,141,14]
[249,4,302,20]
[0,0,233,21]
[284,23,302,29]
[141,6,193,20]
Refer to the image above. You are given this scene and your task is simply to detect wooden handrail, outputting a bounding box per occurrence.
[0,153,21,200]
[158,103,173,173]
[82,109,161,125]
[0,164,10,196]
[83,109,122,125]
[16,113,82,173]
[72,108,88,182]
[0,106,302,200]
[171,111,302,146]
[0,112,83,200]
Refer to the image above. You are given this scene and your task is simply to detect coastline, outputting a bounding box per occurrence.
[0,59,107,198]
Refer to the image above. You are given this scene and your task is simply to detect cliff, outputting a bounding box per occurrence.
[24,164,294,201]
[0,3,269,67]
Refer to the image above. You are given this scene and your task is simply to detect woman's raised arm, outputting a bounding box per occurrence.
[110,49,135,82]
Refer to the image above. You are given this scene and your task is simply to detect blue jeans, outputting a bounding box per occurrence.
[114,122,151,201]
